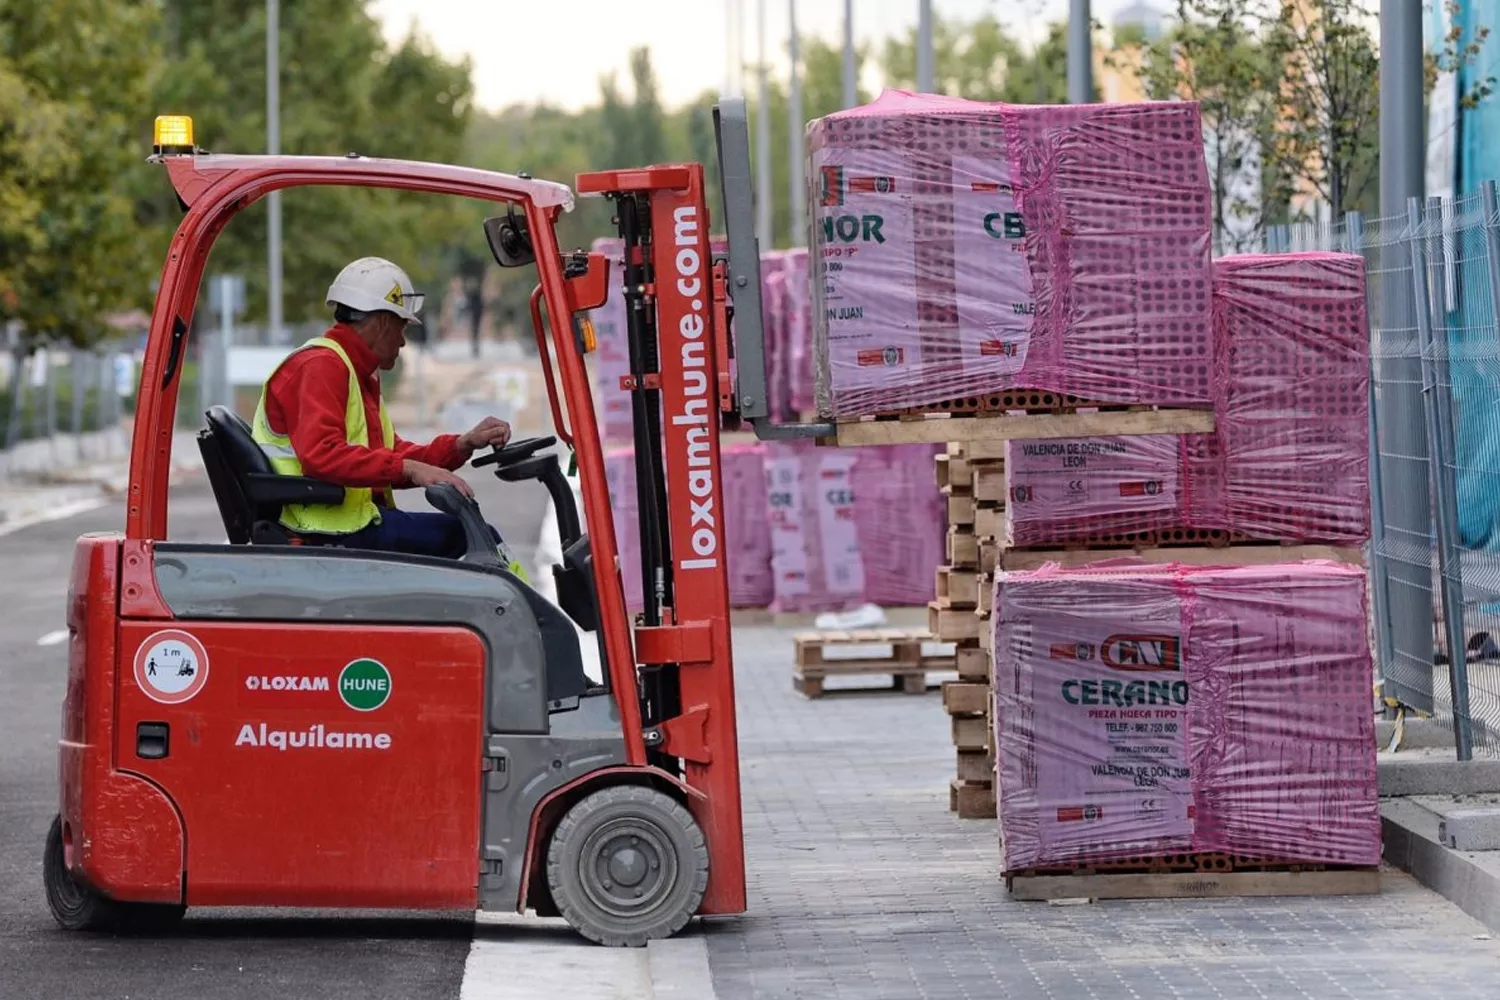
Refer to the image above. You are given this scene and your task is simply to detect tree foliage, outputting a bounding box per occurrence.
[881,14,1086,104]
[0,0,159,346]
[144,0,475,330]
[1133,0,1277,246]
[1135,0,1494,229]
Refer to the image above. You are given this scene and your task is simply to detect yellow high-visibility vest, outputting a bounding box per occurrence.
[250,336,395,535]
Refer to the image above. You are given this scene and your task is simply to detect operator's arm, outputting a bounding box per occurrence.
[392,432,469,472]
[272,355,407,488]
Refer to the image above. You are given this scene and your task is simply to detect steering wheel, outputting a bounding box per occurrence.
[470,435,556,470]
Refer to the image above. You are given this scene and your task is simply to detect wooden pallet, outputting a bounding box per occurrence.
[1006,864,1379,901]
[973,506,1005,540]
[935,566,978,608]
[929,601,982,643]
[941,680,989,715]
[954,645,988,680]
[947,529,979,568]
[946,494,976,526]
[950,778,997,819]
[826,406,1216,448]
[955,749,995,784]
[997,542,1367,572]
[951,713,992,751]
[792,627,952,699]
[971,464,1007,504]
[935,453,972,493]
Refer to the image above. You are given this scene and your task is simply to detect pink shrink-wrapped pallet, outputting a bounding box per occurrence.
[1004,252,1370,547]
[764,440,865,612]
[588,238,634,444]
[763,441,946,611]
[992,561,1379,873]
[850,444,946,606]
[604,445,772,611]
[807,90,1213,419]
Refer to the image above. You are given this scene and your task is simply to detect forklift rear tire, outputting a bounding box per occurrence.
[44,815,186,934]
[545,785,709,947]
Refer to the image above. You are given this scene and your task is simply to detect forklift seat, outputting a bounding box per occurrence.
[197,404,346,546]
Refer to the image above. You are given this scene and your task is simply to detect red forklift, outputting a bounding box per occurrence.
[43,102,826,946]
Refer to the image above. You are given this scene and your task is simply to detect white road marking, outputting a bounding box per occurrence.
[0,496,107,538]
[36,629,68,647]
[459,912,718,1000]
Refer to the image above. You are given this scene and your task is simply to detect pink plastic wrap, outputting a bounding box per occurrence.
[1215,252,1371,542]
[762,253,791,421]
[589,237,634,444]
[1005,252,1370,546]
[807,90,1213,419]
[763,440,865,612]
[993,560,1379,872]
[781,248,816,416]
[849,444,946,606]
[604,445,772,611]
[603,447,644,613]
[723,443,775,607]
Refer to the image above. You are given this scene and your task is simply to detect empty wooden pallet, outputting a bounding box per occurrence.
[792,628,954,699]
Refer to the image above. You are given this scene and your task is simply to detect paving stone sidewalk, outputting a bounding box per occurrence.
[707,625,1500,1000]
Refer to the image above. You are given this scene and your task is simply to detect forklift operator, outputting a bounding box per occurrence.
[250,256,513,560]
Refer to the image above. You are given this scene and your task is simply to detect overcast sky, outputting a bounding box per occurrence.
[369,0,1144,112]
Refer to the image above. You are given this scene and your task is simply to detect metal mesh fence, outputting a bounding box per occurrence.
[1237,187,1500,758]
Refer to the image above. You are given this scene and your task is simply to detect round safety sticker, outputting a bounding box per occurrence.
[339,658,391,712]
[133,630,210,705]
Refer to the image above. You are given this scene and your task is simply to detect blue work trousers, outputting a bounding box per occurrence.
[343,508,501,560]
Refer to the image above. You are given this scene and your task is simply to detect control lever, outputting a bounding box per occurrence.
[423,484,503,567]
[471,435,557,470]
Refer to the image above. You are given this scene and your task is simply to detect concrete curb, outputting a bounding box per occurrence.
[1382,798,1500,934]
[1379,753,1500,796]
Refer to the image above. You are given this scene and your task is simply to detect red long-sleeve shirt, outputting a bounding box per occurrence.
[261,324,467,492]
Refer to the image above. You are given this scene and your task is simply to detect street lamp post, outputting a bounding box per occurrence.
[1067,0,1092,104]
[267,0,283,344]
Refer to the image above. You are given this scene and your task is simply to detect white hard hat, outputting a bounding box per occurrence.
[325,256,425,324]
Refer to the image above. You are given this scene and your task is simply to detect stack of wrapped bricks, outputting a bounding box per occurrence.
[806,92,1379,895]
[806,90,1215,420]
[989,250,1379,894]
[602,441,945,615]
[992,563,1381,897]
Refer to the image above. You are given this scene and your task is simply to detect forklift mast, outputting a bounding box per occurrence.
[564,98,829,919]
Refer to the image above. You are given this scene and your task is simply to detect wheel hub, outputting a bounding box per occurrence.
[608,846,648,887]
[581,821,677,917]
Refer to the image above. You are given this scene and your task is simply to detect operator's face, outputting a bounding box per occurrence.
[368,312,407,370]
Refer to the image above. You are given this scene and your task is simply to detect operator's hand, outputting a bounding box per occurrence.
[403,459,475,499]
[459,416,512,455]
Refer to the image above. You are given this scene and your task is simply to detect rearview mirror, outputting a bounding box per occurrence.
[483,206,535,268]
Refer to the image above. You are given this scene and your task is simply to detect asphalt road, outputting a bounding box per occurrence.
[0,467,552,1000]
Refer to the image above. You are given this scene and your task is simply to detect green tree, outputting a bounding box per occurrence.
[0,0,160,347]
[139,0,475,330]
[881,14,1082,104]
[1132,0,1277,247]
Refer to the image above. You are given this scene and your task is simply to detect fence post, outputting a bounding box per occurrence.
[1346,211,1398,697]
[70,349,84,439]
[1482,182,1500,326]
[42,349,57,463]
[1408,196,1475,759]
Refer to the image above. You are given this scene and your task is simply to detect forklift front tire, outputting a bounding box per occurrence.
[545,785,709,947]
[44,815,185,934]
